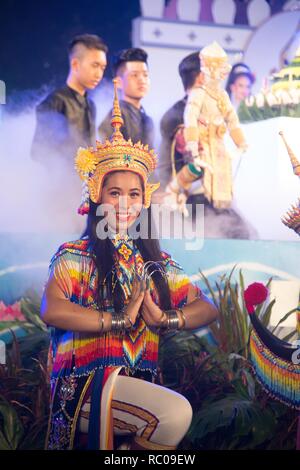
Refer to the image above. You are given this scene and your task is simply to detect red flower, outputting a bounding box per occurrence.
[244,282,268,315]
[0,301,26,322]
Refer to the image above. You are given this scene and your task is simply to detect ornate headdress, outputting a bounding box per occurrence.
[279,131,300,234]
[75,79,160,214]
[200,41,231,79]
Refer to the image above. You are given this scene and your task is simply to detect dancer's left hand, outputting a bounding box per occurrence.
[141,288,164,328]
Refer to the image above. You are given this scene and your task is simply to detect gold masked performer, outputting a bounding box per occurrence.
[165,41,248,215]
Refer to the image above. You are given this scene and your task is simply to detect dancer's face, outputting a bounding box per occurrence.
[100,171,143,232]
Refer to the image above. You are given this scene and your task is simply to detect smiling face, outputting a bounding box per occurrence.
[230,75,252,103]
[100,171,144,233]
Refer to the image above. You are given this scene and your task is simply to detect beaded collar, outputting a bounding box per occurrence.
[110,233,142,301]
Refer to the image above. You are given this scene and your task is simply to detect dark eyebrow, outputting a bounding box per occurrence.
[107,186,141,191]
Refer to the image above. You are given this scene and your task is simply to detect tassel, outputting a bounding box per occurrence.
[78,179,90,215]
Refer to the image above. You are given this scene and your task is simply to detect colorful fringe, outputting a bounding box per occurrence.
[48,238,196,380]
[250,330,300,410]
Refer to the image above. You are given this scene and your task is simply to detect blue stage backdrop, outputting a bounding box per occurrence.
[0,233,299,305]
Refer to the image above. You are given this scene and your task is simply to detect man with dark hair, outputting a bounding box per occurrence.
[31,34,107,164]
[99,47,154,148]
[159,52,202,189]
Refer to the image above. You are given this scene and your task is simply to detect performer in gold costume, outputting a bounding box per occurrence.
[165,42,248,216]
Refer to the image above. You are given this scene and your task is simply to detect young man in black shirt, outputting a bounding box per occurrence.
[31,34,107,165]
[99,48,154,149]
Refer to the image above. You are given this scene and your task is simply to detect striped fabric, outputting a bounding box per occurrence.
[47,237,197,381]
[250,329,300,410]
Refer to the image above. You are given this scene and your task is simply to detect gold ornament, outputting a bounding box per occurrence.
[279,131,300,176]
[75,79,160,211]
[75,148,98,179]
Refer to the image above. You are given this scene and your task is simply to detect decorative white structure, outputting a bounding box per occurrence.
[133,0,254,125]
[177,0,201,22]
[212,0,235,25]
[244,10,300,94]
[139,0,165,18]
[247,0,271,27]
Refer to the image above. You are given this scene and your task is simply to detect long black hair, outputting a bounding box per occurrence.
[82,173,172,313]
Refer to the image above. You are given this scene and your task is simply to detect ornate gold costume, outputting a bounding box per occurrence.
[165,42,247,213]
[183,42,247,209]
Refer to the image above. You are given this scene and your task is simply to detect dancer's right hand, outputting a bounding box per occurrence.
[124,277,145,326]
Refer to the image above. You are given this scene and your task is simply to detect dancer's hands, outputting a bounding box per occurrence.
[141,287,164,328]
[125,278,145,325]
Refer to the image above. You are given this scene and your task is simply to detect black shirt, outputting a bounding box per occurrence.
[99,99,154,148]
[159,97,187,188]
[31,85,96,165]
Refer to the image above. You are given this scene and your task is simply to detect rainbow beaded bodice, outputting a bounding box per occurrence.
[47,237,196,379]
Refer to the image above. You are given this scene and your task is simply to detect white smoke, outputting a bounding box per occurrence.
[0,80,257,242]
[0,81,115,235]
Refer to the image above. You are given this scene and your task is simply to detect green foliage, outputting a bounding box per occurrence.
[188,395,277,450]
[0,292,50,450]
[238,100,300,123]
[0,337,49,450]
[0,398,24,450]
[200,268,251,356]
[0,283,297,450]
[159,270,298,450]
[20,290,48,332]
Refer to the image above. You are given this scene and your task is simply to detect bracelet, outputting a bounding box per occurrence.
[176,308,186,330]
[167,310,180,331]
[99,311,104,332]
[111,313,126,333]
[159,309,180,332]
[158,310,167,326]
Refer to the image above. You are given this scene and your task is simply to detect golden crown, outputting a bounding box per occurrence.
[279,131,300,177]
[75,79,160,214]
[279,132,300,235]
[282,200,300,234]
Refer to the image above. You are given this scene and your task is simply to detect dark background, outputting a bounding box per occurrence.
[0,0,287,101]
[0,0,141,99]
